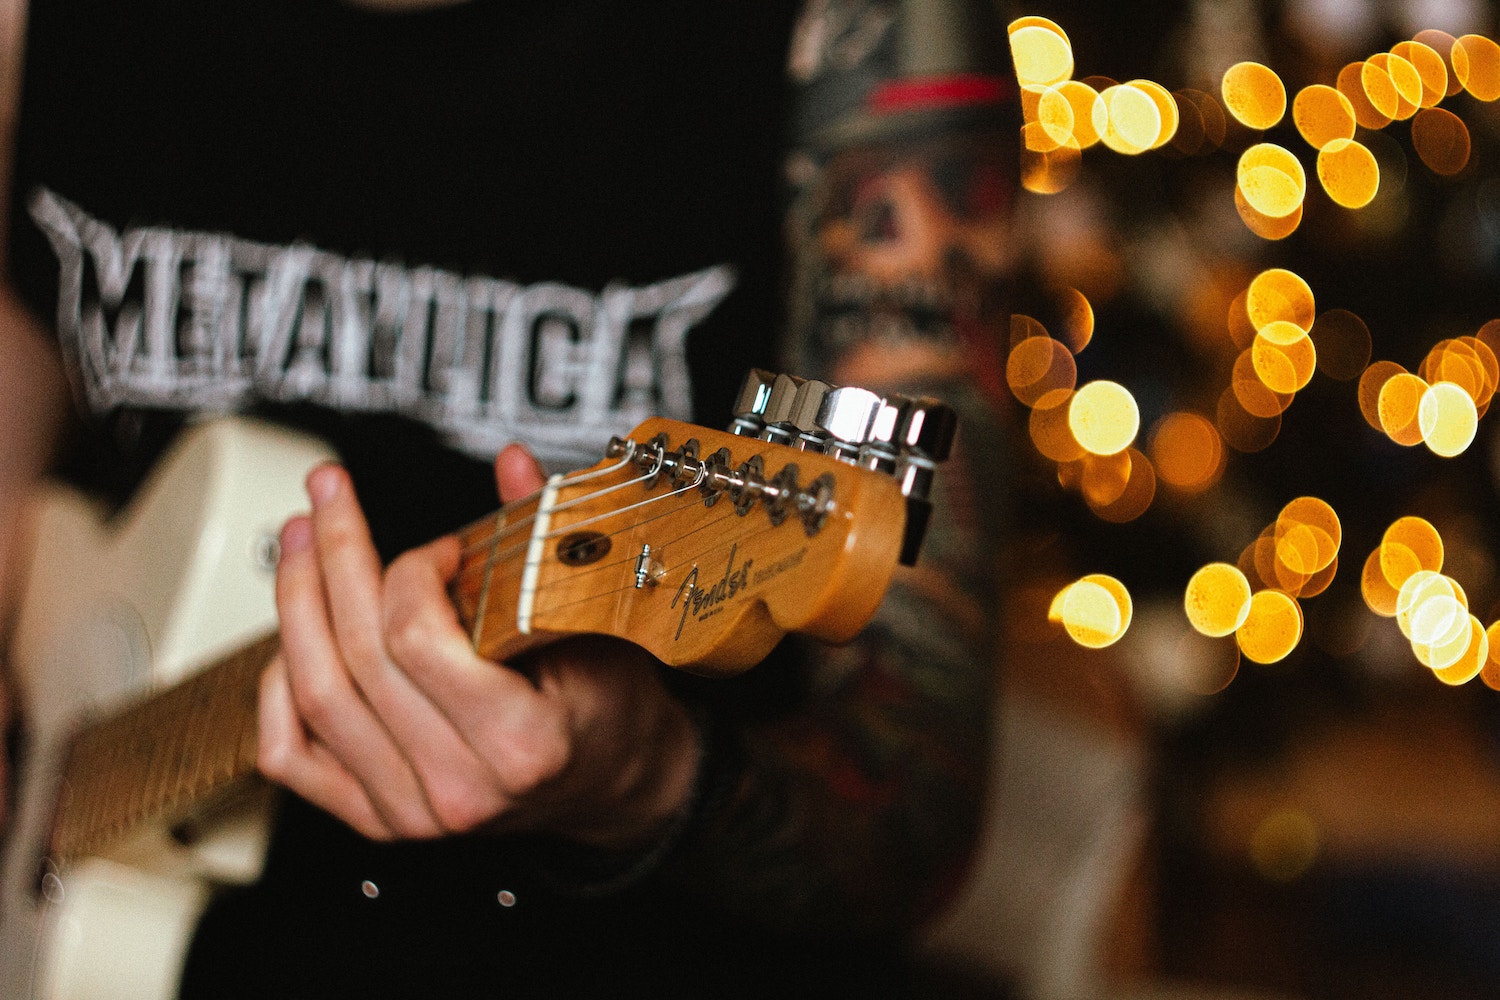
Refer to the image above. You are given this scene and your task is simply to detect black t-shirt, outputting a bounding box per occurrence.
[10,2,824,996]
[10,0,795,554]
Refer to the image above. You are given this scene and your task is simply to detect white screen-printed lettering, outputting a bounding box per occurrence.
[31,187,735,471]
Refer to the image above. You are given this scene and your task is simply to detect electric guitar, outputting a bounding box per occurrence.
[0,372,954,1000]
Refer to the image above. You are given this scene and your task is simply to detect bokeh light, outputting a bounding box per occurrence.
[1150,411,1224,492]
[1453,33,1500,101]
[1417,381,1479,457]
[1317,138,1380,209]
[1246,268,1316,332]
[1236,589,1304,664]
[1100,83,1163,154]
[1337,61,1392,130]
[1410,107,1471,175]
[1222,61,1286,130]
[1069,380,1140,456]
[1054,573,1133,648]
[1008,20,1074,88]
[1237,143,1306,218]
[1292,84,1356,150]
[1004,16,1500,706]
[1185,562,1254,638]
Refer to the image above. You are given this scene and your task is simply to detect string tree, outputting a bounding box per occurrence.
[633,544,663,589]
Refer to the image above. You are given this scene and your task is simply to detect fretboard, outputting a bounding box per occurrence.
[51,633,277,863]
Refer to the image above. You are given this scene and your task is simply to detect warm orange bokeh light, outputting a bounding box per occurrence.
[1246,268,1316,332]
[1318,138,1380,209]
[1410,107,1471,176]
[1292,84,1356,150]
[1236,589,1304,664]
[1222,61,1287,130]
[1185,562,1254,637]
[1007,333,1077,406]
[1337,60,1393,129]
[1377,371,1428,445]
[1150,411,1224,492]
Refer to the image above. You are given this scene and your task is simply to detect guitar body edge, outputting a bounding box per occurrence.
[0,418,335,1000]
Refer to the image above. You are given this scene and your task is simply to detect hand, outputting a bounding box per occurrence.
[257,445,701,850]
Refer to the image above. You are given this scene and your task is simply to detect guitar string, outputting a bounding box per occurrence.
[69,508,782,854]
[63,441,796,852]
[456,432,787,562]
[456,434,810,605]
[456,442,656,560]
[464,500,782,640]
[489,493,750,595]
[461,492,746,598]
[527,517,782,622]
[453,473,712,590]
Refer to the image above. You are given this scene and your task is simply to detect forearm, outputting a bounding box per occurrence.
[654,0,1016,935]
[661,378,1005,940]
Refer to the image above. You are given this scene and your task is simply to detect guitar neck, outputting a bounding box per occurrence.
[51,411,914,863]
[50,634,276,863]
[49,525,518,865]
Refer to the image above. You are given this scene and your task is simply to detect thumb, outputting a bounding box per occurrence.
[495,443,548,504]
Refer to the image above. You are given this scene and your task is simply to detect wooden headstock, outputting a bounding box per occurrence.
[449,417,910,676]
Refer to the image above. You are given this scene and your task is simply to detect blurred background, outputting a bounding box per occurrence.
[914,2,1500,998]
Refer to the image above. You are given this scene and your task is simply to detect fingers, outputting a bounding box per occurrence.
[258,654,393,840]
[495,443,546,503]
[273,504,443,837]
[303,466,386,682]
[260,452,683,845]
[268,466,521,837]
[382,542,570,802]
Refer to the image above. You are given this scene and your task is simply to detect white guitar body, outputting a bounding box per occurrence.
[0,419,335,1000]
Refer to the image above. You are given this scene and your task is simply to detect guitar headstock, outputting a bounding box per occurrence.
[452,372,956,676]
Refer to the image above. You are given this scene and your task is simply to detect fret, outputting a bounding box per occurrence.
[468,508,507,650]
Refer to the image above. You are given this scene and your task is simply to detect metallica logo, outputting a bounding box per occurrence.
[672,544,754,640]
[30,187,734,470]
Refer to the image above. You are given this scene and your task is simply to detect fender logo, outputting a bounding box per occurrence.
[672,544,754,640]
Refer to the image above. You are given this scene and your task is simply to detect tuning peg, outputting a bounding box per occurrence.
[757,373,806,444]
[788,379,832,452]
[857,394,911,474]
[815,385,883,461]
[720,369,957,567]
[890,399,957,567]
[898,397,957,462]
[729,369,779,437]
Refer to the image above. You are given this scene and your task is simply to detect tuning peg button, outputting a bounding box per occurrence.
[730,368,779,437]
[816,386,882,461]
[788,379,829,431]
[758,373,806,444]
[899,398,957,462]
[858,394,910,474]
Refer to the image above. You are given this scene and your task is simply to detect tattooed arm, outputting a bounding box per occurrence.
[656,0,1017,941]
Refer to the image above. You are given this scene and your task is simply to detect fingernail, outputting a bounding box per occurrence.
[307,464,342,509]
[281,516,314,555]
